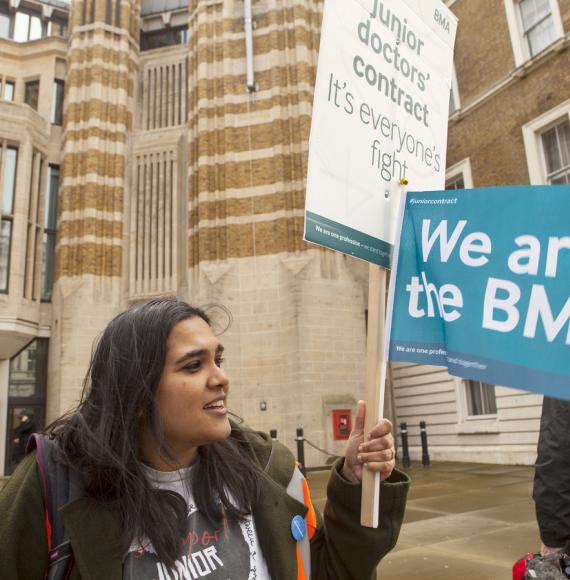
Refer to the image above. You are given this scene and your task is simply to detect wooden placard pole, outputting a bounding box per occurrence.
[360,263,387,527]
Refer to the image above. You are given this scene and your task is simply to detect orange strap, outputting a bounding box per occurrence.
[295,544,307,580]
[302,478,317,540]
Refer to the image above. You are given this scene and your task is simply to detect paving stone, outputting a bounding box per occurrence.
[379,546,510,580]
[308,461,540,579]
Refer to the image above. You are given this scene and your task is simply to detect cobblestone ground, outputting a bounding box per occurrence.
[307,461,539,580]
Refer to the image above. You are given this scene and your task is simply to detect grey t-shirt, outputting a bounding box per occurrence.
[123,465,271,580]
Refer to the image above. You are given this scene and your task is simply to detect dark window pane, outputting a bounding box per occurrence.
[543,121,570,183]
[449,89,456,115]
[482,383,498,414]
[0,219,12,292]
[542,127,560,173]
[560,122,570,167]
[41,233,55,300]
[9,339,48,398]
[465,380,497,416]
[45,165,59,229]
[446,176,465,190]
[7,338,48,473]
[140,26,189,51]
[6,405,43,473]
[2,147,18,214]
[51,80,65,125]
[24,80,40,110]
[42,165,59,301]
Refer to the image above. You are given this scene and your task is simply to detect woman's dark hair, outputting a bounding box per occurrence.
[48,297,261,566]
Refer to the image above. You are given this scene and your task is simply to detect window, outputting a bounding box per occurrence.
[24,80,40,111]
[3,80,15,101]
[47,20,68,37]
[504,0,564,65]
[519,0,556,57]
[449,64,460,116]
[51,80,65,126]
[523,100,570,184]
[13,11,43,42]
[1,145,18,293]
[0,11,10,39]
[446,175,464,189]
[5,339,48,475]
[446,158,473,189]
[106,0,113,24]
[24,152,44,300]
[140,26,189,51]
[464,381,498,416]
[541,120,570,184]
[42,165,59,301]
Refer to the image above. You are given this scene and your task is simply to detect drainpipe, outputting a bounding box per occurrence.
[244,0,257,92]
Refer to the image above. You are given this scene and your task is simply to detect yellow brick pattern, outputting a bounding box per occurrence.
[57,0,139,279]
[187,0,324,266]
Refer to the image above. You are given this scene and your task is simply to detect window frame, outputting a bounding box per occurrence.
[3,79,15,102]
[41,164,59,302]
[522,99,570,184]
[24,78,40,111]
[445,158,474,189]
[455,378,500,433]
[4,338,48,475]
[0,6,11,40]
[464,380,498,417]
[504,0,564,66]
[12,9,43,43]
[0,144,19,294]
[51,79,65,126]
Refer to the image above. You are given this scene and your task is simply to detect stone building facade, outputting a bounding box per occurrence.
[0,0,568,475]
[0,0,370,476]
[393,0,570,464]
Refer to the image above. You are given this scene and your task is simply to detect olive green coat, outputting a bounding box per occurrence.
[0,427,409,579]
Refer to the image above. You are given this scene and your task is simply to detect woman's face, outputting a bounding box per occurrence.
[143,316,231,469]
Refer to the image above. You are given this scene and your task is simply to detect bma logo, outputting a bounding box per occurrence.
[434,9,450,33]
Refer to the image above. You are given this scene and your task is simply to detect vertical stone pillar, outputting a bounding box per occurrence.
[186,0,324,266]
[48,0,140,420]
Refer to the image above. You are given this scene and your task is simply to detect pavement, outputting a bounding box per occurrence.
[307,461,540,580]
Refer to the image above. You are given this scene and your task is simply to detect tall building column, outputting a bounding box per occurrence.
[48,0,140,420]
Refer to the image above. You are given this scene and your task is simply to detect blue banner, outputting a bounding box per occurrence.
[387,185,570,400]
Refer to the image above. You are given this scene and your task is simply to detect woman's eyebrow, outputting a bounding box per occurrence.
[174,344,224,366]
[174,349,207,366]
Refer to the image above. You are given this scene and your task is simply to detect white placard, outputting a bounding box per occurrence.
[304,0,457,267]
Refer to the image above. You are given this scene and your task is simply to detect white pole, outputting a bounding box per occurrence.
[244,0,256,92]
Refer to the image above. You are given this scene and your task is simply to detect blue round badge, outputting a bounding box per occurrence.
[291,515,307,542]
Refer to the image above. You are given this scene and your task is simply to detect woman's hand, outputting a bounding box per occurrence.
[342,400,396,483]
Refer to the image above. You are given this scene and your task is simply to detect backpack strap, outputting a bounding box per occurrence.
[27,434,82,580]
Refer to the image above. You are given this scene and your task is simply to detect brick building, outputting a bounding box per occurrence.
[0,0,568,476]
[393,0,570,464]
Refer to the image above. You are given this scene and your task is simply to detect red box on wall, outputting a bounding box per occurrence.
[332,409,352,440]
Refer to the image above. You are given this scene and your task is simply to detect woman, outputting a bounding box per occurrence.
[0,298,409,579]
